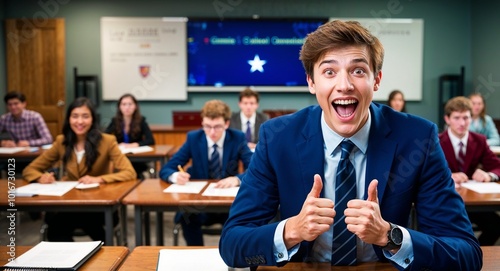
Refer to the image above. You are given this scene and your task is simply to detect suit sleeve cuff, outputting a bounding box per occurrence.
[273,219,300,263]
[382,226,413,268]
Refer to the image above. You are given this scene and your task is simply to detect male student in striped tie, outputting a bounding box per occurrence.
[159,99,253,246]
[439,96,500,245]
[219,20,482,270]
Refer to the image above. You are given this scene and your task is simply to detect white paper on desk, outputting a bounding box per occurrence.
[119,145,153,154]
[461,181,500,194]
[0,147,27,154]
[163,181,208,194]
[157,248,228,271]
[15,181,78,196]
[202,183,239,197]
[490,146,500,153]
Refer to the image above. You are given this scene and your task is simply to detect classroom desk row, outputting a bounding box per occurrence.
[0,144,176,178]
[2,246,499,271]
[2,178,500,247]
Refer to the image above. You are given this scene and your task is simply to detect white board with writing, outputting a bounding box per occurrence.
[330,18,424,101]
[101,17,187,101]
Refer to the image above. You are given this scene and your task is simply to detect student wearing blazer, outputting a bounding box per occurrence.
[439,96,500,246]
[229,88,269,149]
[219,20,481,270]
[160,100,253,246]
[23,97,136,241]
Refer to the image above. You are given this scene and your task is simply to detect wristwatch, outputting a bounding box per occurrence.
[380,222,403,250]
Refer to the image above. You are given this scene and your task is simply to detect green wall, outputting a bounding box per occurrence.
[2,0,479,126]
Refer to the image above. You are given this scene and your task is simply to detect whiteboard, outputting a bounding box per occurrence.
[330,18,424,101]
[101,17,187,101]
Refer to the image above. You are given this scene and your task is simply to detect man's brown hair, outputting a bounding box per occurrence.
[444,96,472,117]
[201,99,231,121]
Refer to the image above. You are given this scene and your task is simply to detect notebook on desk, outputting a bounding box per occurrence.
[1,241,103,270]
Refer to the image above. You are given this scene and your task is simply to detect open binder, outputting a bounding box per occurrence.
[1,241,103,271]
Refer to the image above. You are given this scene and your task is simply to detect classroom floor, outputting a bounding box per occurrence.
[0,206,220,248]
[1,208,498,248]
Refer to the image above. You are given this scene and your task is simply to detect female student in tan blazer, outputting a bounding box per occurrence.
[23,97,136,241]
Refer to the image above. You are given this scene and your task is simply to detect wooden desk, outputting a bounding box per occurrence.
[124,145,174,177]
[458,184,500,212]
[122,179,233,246]
[0,180,139,245]
[150,125,199,146]
[0,147,45,163]
[118,246,500,271]
[0,246,129,271]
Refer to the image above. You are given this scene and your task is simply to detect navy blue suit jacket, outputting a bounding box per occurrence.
[159,128,253,181]
[220,104,482,270]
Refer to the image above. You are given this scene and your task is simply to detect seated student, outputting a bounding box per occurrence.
[105,93,155,179]
[439,96,500,245]
[229,87,269,149]
[0,90,53,147]
[469,92,500,146]
[159,99,253,246]
[23,97,136,241]
[387,89,406,113]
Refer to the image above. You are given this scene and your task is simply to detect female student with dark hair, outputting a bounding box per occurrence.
[23,97,136,241]
[387,89,407,113]
[105,93,155,179]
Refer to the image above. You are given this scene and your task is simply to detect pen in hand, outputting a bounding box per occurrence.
[176,165,190,185]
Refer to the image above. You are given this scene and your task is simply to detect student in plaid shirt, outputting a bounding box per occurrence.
[0,91,53,147]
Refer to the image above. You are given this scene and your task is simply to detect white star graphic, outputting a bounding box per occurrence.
[247,54,267,73]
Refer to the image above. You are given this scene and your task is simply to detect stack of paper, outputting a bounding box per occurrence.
[0,147,27,154]
[15,181,79,197]
[2,241,103,270]
[461,181,500,194]
[163,181,208,194]
[202,183,239,197]
[119,145,154,154]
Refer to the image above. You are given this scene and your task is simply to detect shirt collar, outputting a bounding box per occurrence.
[9,110,27,121]
[206,131,226,148]
[447,129,468,148]
[240,111,256,123]
[321,110,371,155]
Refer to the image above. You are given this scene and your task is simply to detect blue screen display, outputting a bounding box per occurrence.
[187,19,327,90]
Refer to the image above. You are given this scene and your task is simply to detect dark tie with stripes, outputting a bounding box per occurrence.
[208,144,221,179]
[245,120,252,143]
[332,140,357,266]
[457,141,466,172]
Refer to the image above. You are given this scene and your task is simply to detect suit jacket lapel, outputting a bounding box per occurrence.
[366,104,397,204]
[195,131,209,177]
[297,106,325,197]
[465,135,478,171]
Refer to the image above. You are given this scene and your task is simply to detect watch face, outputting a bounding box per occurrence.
[391,226,403,245]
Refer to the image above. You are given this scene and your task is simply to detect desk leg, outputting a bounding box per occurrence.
[120,205,127,246]
[156,211,164,245]
[144,212,151,245]
[104,208,114,245]
[134,206,143,246]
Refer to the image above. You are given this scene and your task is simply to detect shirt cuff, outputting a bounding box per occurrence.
[488,172,499,182]
[273,219,300,263]
[168,172,179,183]
[382,226,413,268]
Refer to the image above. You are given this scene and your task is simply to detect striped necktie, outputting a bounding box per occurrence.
[332,140,357,266]
[457,141,466,172]
[208,144,221,179]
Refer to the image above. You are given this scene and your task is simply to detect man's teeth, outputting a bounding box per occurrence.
[334,99,357,105]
